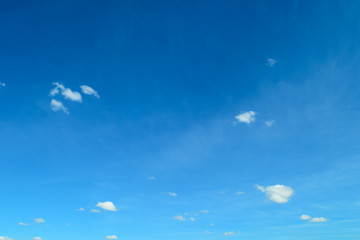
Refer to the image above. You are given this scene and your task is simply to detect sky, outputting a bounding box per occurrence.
[1,0,360,239]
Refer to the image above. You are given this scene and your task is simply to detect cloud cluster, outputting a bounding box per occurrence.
[300,215,328,222]
[49,82,99,114]
[96,201,117,211]
[266,58,277,67]
[256,184,294,203]
[235,111,256,124]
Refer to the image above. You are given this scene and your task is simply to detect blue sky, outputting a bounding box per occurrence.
[1,0,360,239]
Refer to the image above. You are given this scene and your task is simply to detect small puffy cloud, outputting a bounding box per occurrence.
[265,120,275,127]
[256,184,294,203]
[33,237,42,240]
[50,99,69,114]
[236,191,244,195]
[148,176,156,180]
[190,217,196,221]
[235,111,256,124]
[105,235,118,240]
[300,214,312,220]
[18,222,29,226]
[76,207,85,211]
[80,85,100,98]
[50,82,82,102]
[224,231,235,236]
[173,216,185,221]
[96,201,118,211]
[0,82,5,87]
[266,58,277,67]
[34,218,45,224]
[0,237,15,240]
[309,217,328,223]
[91,209,101,213]
[200,210,210,213]
[168,192,178,197]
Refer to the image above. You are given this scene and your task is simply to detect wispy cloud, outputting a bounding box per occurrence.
[173,215,185,221]
[33,237,42,240]
[18,222,29,226]
[190,217,196,221]
[224,231,235,236]
[50,99,69,114]
[266,58,277,67]
[255,184,294,203]
[96,201,118,211]
[105,235,118,239]
[236,191,245,195]
[309,217,329,222]
[76,207,85,211]
[91,209,101,213]
[235,111,256,124]
[200,209,210,213]
[80,85,100,98]
[204,231,213,234]
[148,176,156,180]
[50,82,82,102]
[0,82,5,87]
[168,192,178,197]
[265,120,275,127]
[0,237,15,240]
[34,218,45,224]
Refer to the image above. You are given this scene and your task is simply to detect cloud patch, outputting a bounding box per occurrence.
[235,111,256,124]
[105,235,118,239]
[50,99,69,114]
[300,214,312,220]
[80,85,100,98]
[0,237,15,240]
[266,58,277,67]
[50,82,82,102]
[96,201,117,211]
[168,192,178,197]
[300,215,328,222]
[173,216,185,221]
[256,184,294,203]
[33,237,42,240]
[18,222,29,226]
[224,231,235,236]
[0,82,5,87]
[265,120,275,127]
[34,218,45,224]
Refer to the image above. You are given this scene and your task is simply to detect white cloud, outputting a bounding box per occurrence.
[256,184,294,203]
[0,82,5,87]
[173,216,185,221]
[76,207,85,211]
[18,222,29,226]
[266,58,277,67]
[200,210,210,213]
[309,217,328,223]
[50,82,82,102]
[34,218,45,224]
[168,192,178,197]
[33,237,42,240]
[80,85,100,98]
[148,176,156,180]
[235,111,256,124]
[190,217,196,221]
[265,120,275,127]
[300,214,312,220]
[91,209,101,213]
[50,99,69,114]
[236,191,245,195]
[0,237,15,240]
[96,201,118,211]
[224,231,235,236]
[105,235,118,240]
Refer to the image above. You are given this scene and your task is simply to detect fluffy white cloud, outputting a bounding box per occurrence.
[256,184,294,203]
[168,192,178,197]
[50,99,69,114]
[80,85,100,98]
[224,231,235,236]
[34,218,45,224]
[96,201,118,211]
[33,237,42,240]
[76,207,85,211]
[0,237,15,240]
[91,209,101,213]
[235,111,256,124]
[309,217,328,222]
[265,120,275,127]
[105,235,118,239]
[50,82,82,102]
[173,216,185,221]
[18,222,29,226]
[300,214,312,220]
[266,58,277,67]
[0,82,5,87]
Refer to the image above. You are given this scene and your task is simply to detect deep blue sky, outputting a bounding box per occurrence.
[1,1,360,240]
